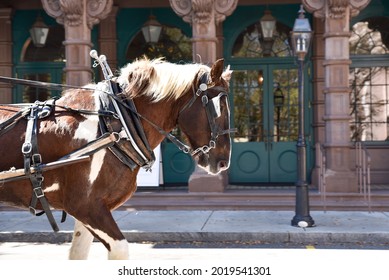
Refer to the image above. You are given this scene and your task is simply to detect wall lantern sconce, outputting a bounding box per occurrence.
[259,9,276,56]
[30,15,49,48]
[142,14,162,44]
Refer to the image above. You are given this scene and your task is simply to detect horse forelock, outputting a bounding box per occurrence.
[117,58,211,102]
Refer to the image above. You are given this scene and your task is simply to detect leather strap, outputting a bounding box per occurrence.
[23,104,60,232]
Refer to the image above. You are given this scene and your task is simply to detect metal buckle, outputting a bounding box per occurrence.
[181,146,190,154]
[33,187,45,198]
[29,206,38,215]
[22,142,32,155]
[32,153,42,165]
[201,95,208,106]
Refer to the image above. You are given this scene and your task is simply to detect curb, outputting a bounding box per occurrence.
[1,231,389,245]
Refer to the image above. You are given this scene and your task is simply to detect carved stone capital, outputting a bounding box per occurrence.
[170,0,238,25]
[303,0,371,19]
[41,0,113,28]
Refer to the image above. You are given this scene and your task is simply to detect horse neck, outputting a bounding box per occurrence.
[133,92,191,149]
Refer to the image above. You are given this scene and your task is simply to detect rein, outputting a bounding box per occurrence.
[0,59,235,158]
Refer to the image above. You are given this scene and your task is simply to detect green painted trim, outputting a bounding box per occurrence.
[351,55,389,67]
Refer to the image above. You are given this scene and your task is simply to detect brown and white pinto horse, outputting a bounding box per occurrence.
[0,58,233,259]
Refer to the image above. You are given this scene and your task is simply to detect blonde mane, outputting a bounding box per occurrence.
[117,58,211,102]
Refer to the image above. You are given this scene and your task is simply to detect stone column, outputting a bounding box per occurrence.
[170,0,237,192]
[42,0,113,86]
[310,17,325,189]
[170,0,237,63]
[98,6,118,79]
[303,0,371,192]
[0,8,13,103]
[216,21,224,59]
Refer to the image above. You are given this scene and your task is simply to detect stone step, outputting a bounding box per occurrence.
[1,189,388,212]
[118,189,389,211]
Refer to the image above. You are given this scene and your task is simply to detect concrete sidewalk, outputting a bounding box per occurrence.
[1,210,389,245]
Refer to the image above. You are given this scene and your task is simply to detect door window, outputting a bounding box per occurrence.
[233,70,263,142]
[22,73,51,103]
[349,18,389,142]
[232,67,298,144]
[272,68,299,142]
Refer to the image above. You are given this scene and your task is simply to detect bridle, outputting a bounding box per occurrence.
[178,73,237,156]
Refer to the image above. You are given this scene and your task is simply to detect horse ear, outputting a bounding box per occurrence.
[222,65,233,83]
[210,58,224,83]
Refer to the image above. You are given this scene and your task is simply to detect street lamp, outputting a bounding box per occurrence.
[290,5,315,227]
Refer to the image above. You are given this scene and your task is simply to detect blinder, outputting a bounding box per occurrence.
[208,92,224,119]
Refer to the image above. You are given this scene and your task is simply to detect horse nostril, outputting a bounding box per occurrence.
[219,160,227,169]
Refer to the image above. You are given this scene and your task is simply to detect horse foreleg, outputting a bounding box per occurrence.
[69,219,94,260]
[85,226,129,260]
[77,208,129,260]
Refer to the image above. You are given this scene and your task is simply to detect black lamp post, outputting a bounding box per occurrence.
[290,5,315,227]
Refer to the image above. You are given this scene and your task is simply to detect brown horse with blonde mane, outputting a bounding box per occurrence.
[0,57,233,259]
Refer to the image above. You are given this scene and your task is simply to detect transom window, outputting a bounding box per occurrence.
[22,25,65,62]
[126,26,191,62]
[17,25,65,103]
[232,22,293,58]
[350,17,389,55]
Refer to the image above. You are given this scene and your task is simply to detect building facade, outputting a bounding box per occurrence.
[1,0,389,210]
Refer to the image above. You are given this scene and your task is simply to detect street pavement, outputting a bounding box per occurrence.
[1,209,389,245]
[1,210,389,279]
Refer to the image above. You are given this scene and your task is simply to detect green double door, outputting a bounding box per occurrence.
[229,63,311,184]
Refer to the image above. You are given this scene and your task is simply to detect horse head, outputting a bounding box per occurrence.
[177,59,234,175]
[117,57,234,175]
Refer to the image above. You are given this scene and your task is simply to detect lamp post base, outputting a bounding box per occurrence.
[291,181,315,227]
[291,214,315,227]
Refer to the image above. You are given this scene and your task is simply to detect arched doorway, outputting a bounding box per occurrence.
[227,20,313,184]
